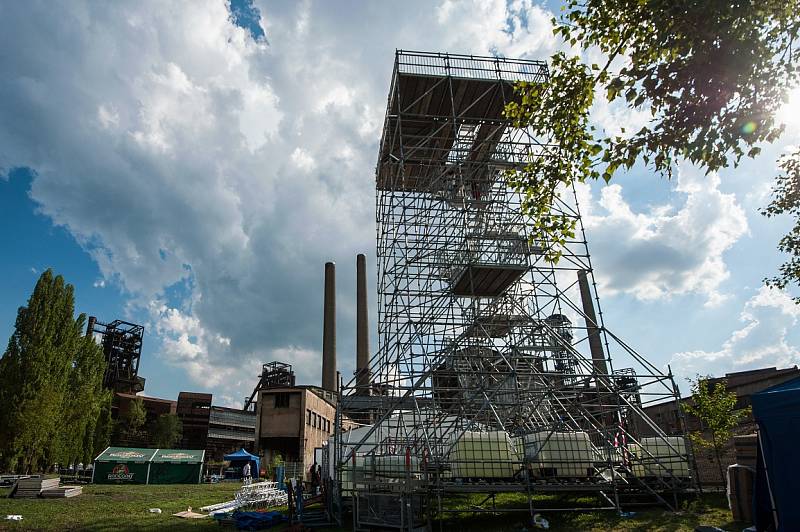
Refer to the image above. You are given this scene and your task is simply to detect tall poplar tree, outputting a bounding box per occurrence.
[0,269,109,472]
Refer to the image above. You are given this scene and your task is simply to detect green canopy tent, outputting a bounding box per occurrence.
[92,447,156,484]
[149,449,205,484]
[92,447,205,484]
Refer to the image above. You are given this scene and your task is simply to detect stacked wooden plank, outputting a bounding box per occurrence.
[734,434,758,468]
[728,464,755,523]
[0,474,30,486]
[41,485,83,498]
[13,476,60,498]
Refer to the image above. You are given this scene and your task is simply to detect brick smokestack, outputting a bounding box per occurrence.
[87,316,96,337]
[322,262,337,391]
[577,269,608,375]
[356,254,370,394]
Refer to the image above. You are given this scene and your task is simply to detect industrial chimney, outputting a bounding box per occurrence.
[86,316,96,337]
[322,262,337,391]
[577,270,608,375]
[356,254,371,395]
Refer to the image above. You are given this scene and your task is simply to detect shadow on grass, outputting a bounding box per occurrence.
[430,492,747,532]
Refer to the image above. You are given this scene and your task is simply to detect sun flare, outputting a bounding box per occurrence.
[778,85,800,131]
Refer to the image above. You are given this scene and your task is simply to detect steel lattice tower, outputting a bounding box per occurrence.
[333,51,696,529]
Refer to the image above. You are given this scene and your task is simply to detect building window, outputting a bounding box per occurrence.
[306,409,312,425]
[312,412,318,429]
[274,393,290,408]
[325,419,330,432]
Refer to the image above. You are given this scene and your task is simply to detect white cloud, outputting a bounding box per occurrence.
[671,286,800,378]
[578,164,749,306]
[3,0,787,407]
[436,0,556,58]
[97,104,119,129]
[290,147,316,172]
[93,278,106,288]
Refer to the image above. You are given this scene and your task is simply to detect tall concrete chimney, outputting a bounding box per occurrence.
[86,316,96,337]
[322,262,337,391]
[356,254,370,394]
[577,270,608,375]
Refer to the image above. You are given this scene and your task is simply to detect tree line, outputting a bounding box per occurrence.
[0,270,113,473]
[0,269,185,473]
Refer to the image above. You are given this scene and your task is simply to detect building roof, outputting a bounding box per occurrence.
[642,365,800,413]
[708,366,800,390]
[258,384,338,408]
[115,392,176,406]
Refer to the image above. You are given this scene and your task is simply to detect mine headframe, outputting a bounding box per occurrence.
[243,361,296,411]
[87,316,145,394]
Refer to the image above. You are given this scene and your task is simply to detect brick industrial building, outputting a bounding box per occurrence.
[109,390,256,462]
[250,259,369,480]
[112,392,177,447]
[641,366,800,485]
[254,383,339,472]
[175,392,257,462]
[97,254,371,477]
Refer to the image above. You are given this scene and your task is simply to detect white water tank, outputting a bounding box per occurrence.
[450,431,522,478]
[630,436,690,479]
[523,431,596,478]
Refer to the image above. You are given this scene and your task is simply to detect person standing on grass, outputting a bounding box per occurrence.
[310,462,319,495]
[242,461,251,484]
[295,478,304,517]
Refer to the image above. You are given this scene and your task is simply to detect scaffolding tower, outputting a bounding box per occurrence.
[334,51,696,530]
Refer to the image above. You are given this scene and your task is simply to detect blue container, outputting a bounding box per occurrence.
[275,464,286,491]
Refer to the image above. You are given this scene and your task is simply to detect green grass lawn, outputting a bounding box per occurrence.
[0,484,745,531]
[0,483,241,531]
[434,492,746,531]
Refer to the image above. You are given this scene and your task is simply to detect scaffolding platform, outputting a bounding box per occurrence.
[377,52,548,193]
[450,263,527,296]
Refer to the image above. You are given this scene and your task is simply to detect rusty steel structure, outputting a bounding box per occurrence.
[243,361,297,412]
[331,51,696,530]
[87,317,145,394]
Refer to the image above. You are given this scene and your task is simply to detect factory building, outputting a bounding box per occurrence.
[252,257,368,478]
[254,383,339,472]
[641,365,800,485]
[108,388,255,461]
[176,392,257,461]
[98,253,370,477]
[112,392,177,447]
[176,392,213,451]
[206,406,257,461]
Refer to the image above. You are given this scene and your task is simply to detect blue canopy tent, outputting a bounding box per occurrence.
[223,448,260,479]
[752,375,800,531]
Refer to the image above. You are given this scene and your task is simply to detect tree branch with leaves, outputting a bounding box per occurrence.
[505,0,800,289]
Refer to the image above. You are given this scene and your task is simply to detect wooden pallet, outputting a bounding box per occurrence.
[41,485,83,498]
[12,476,60,498]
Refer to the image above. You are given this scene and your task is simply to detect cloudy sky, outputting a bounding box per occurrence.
[1,0,799,407]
